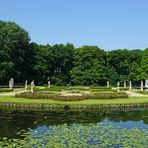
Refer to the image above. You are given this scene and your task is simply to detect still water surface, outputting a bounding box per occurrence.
[0,107,148,147]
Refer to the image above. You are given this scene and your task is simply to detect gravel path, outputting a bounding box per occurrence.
[126,91,145,97]
[0,90,146,97]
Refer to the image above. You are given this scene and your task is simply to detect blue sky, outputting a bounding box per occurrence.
[0,0,148,50]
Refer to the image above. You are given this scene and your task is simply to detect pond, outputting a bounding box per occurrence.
[0,107,148,147]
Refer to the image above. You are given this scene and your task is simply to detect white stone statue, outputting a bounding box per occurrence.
[124,81,126,88]
[129,81,132,90]
[140,80,143,91]
[117,82,120,92]
[9,78,14,89]
[107,81,109,88]
[9,80,12,89]
[31,80,34,92]
[48,81,51,88]
[145,79,148,88]
[25,80,28,90]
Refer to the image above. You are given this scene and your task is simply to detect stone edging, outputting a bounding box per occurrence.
[0,102,148,110]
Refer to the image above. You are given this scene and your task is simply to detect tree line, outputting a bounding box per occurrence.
[0,21,148,86]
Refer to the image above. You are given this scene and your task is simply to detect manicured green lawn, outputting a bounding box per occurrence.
[0,96,148,105]
[0,87,148,106]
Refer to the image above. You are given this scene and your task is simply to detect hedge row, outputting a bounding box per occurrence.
[37,87,62,92]
[37,86,90,92]
[119,87,129,91]
[67,86,90,90]
[35,86,114,92]
[90,86,111,89]
[0,88,13,92]
[15,91,128,101]
[137,90,148,94]
[91,89,114,92]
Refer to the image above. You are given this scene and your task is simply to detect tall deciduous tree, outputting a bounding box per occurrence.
[0,20,146,86]
[140,48,148,80]
[71,46,106,85]
[109,49,143,83]
[49,43,74,85]
[31,43,50,84]
[0,21,31,83]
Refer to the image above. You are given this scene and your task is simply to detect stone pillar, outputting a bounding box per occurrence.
[129,81,132,90]
[48,81,51,88]
[117,82,120,92]
[141,80,143,91]
[124,81,126,88]
[25,80,28,90]
[31,80,34,93]
[107,81,109,88]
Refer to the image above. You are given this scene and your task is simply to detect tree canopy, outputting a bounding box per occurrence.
[0,21,31,83]
[71,46,106,85]
[0,20,147,85]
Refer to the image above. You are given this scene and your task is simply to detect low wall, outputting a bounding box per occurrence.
[0,102,148,111]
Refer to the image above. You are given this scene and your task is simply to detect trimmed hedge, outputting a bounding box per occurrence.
[91,92,128,99]
[35,86,120,92]
[91,89,114,92]
[27,86,45,91]
[137,90,148,94]
[0,88,13,92]
[37,87,62,92]
[15,91,128,101]
[119,87,129,91]
[67,86,90,90]
[37,86,90,92]
[90,86,111,89]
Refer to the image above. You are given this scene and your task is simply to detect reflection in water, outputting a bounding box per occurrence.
[0,107,148,139]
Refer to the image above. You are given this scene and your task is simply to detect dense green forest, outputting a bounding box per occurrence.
[0,21,148,85]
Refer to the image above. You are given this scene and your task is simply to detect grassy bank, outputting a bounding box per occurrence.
[0,96,148,105]
[0,87,148,109]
